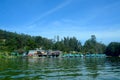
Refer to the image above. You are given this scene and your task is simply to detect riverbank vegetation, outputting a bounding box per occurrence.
[0,29,120,57]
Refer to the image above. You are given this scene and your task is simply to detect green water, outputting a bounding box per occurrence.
[0,57,120,80]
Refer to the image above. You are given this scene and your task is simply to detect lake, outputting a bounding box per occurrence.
[0,57,120,80]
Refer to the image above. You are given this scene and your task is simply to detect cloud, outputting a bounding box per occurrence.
[26,0,72,27]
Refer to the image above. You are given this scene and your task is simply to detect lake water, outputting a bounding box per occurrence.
[0,57,120,80]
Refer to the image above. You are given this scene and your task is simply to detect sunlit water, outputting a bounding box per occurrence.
[0,57,120,80]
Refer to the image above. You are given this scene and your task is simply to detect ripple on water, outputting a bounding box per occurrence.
[0,57,120,80]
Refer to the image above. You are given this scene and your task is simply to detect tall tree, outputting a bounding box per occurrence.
[83,35,106,54]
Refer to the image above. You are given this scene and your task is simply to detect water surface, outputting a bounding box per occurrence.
[0,57,120,80]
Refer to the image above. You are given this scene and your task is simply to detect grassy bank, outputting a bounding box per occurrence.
[0,51,10,59]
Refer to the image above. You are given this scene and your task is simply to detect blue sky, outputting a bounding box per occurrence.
[0,0,120,44]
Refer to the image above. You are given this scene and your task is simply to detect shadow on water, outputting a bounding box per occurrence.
[106,57,120,66]
[0,57,120,80]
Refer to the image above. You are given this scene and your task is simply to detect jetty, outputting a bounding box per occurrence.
[62,53,106,58]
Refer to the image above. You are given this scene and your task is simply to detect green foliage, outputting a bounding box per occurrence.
[52,37,82,52]
[1,29,119,57]
[105,42,120,56]
[83,35,106,54]
[0,29,83,53]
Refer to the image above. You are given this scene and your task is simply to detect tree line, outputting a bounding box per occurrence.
[0,29,120,56]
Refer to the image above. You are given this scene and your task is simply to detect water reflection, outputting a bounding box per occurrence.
[0,57,120,80]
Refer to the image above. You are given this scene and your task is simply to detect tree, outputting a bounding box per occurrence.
[83,35,106,54]
[105,42,120,56]
[53,36,82,52]
[34,36,43,48]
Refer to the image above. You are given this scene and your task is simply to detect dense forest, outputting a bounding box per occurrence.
[0,29,120,56]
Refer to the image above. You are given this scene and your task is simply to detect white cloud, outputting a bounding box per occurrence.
[26,0,73,27]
